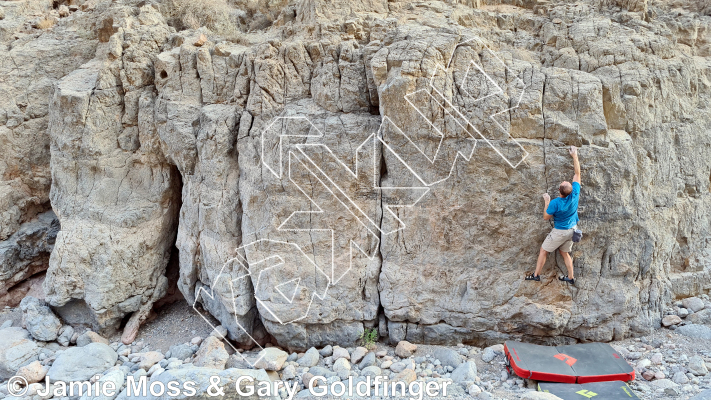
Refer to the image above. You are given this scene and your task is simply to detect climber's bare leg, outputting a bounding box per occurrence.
[534,247,548,277]
[559,250,574,280]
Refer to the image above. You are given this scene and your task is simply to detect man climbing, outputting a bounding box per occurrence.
[526,145,581,285]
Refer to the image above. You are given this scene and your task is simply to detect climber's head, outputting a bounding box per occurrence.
[559,181,573,198]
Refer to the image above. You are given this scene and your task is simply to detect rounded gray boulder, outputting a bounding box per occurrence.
[20,296,62,342]
[0,327,40,380]
[47,343,118,382]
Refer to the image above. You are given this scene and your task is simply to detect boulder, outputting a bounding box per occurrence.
[281,364,296,380]
[209,325,228,338]
[47,343,117,382]
[689,355,709,376]
[450,361,477,384]
[16,360,48,384]
[651,353,663,364]
[482,344,504,362]
[393,369,416,385]
[432,347,462,368]
[138,351,165,370]
[254,347,288,371]
[390,361,406,373]
[395,341,417,358]
[672,371,689,385]
[687,309,711,325]
[296,347,319,367]
[193,336,229,369]
[319,345,333,357]
[636,359,652,370]
[332,358,351,373]
[0,327,40,379]
[332,346,350,361]
[19,296,62,341]
[57,325,74,347]
[225,354,254,370]
[467,383,482,395]
[650,379,678,390]
[683,297,706,313]
[351,347,368,364]
[76,331,109,347]
[662,315,682,326]
[79,368,125,400]
[677,325,711,340]
[359,352,376,369]
[168,344,196,361]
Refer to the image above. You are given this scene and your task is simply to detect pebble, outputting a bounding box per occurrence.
[139,351,165,370]
[282,364,296,380]
[689,355,709,376]
[16,361,48,384]
[296,347,320,367]
[361,366,381,377]
[672,371,690,384]
[651,353,663,364]
[350,347,368,364]
[209,325,228,338]
[332,346,350,361]
[637,359,652,370]
[682,297,705,313]
[319,345,333,357]
[333,357,351,373]
[359,351,376,369]
[395,341,417,358]
[663,315,682,326]
[482,344,504,363]
[390,361,406,373]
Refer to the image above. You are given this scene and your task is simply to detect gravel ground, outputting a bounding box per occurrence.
[3,300,709,400]
[106,300,223,354]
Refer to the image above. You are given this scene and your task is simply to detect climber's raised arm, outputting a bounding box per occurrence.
[570,146,580,184]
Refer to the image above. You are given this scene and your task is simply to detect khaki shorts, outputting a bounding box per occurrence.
[542,227,575,253]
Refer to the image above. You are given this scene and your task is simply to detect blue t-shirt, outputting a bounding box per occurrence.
[546,182,580,229]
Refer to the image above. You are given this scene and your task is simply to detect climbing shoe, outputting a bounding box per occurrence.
[559,275,575,285]
[525,274,540,281]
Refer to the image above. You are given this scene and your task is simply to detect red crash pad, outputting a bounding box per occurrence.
[504,340,635,384]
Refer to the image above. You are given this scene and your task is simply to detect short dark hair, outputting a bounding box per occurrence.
[560,182,572,197]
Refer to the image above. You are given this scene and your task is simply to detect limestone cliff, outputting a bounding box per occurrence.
[0,0,709,349]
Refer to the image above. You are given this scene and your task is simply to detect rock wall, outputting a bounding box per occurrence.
[0,0,710,349]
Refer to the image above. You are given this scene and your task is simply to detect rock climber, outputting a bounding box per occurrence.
[526,145,581,285]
